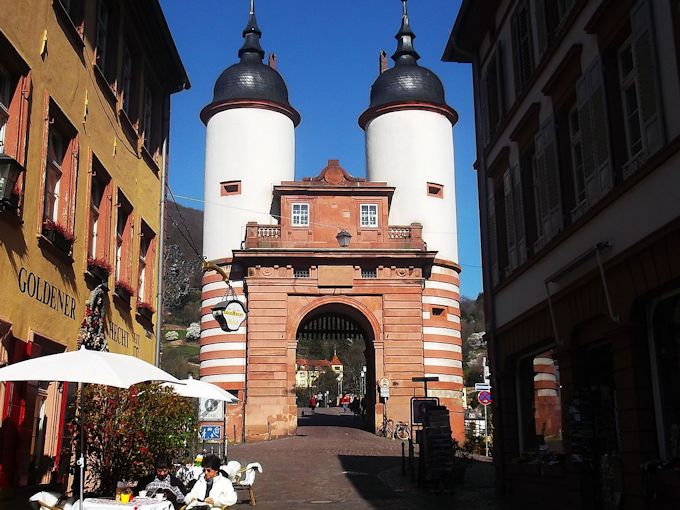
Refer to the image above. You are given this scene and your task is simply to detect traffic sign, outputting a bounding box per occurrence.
[478,390,492,406]
[199,425,222,441]
[475,383,491,391]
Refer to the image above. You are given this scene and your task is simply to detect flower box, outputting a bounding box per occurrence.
[136,301,155,319]
[114,280,134,301]
[42,219,74,256]
[87,257,112,282]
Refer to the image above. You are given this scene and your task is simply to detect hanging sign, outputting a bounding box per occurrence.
[222,300,247,332]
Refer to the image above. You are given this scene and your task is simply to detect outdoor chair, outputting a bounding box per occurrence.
[233,462,262,506]
[29,491,78,510]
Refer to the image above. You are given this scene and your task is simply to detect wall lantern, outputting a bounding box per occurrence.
[0,153,23,212]
[211,299,247,332]
[336,229,352,248]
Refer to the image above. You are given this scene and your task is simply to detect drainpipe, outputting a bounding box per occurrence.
[155,100,169,367]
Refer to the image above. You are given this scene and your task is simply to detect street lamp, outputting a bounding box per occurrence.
[211,300,230,331]
[0,153,23,212]
[336,229,352,248]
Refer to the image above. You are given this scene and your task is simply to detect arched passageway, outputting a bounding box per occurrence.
[294,303,376,431]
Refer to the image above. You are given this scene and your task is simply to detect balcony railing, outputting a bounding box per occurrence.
[244,222,425,250]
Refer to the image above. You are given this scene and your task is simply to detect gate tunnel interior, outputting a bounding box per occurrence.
[294,303,376,431]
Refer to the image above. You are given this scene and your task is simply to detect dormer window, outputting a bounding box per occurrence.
[292,203,309,227]
[360,204,378,228]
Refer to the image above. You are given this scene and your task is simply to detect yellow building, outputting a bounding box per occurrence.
[0,0,187,497]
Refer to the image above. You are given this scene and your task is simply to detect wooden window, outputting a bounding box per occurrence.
[95,0,119,87]
[58,0,85,35]
[532,118,563,251]
[121,44,136,120]
[220,180,241,196]
[503,163,527,272]
[42,101,78,234]
[487,178,500,286]
[292,203,309,227]
[141,82,155,153]
[88,159,112,261]
[138,221,155,303]
[360,204,378,228]
[535,0,578,57]
[114,191,133,287]
[427,182,444,198]
[511,1,535,96]
[480,42,506,146]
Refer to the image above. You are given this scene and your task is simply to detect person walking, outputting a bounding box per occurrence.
[340,394,350,412]
[309,394,318,413]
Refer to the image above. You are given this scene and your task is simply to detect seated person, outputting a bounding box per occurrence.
[184,454,237,509]
[137,455,186,509]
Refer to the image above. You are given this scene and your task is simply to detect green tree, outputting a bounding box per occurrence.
[70,383,196,496]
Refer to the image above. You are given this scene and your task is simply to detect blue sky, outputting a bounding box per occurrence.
[160,0,481,298]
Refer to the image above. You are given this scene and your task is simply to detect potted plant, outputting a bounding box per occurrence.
[114,279,135,301]
[87,257,112,282]
[42,219,75,255]
[136,300,155,319]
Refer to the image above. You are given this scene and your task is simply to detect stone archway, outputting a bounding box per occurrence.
[289,297,383,431]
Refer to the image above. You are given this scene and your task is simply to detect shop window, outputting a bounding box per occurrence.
[114,191,133,287]
[360,204,378,228]
[518,349,563,453]
[221,180,241,196]
[292,203,309,227]
[88,159,112,261]
[42,101,78,234]
[650,292,680,460]
[137,221,155,303]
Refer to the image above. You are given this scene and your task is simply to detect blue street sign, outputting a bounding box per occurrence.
[200,425,222,441]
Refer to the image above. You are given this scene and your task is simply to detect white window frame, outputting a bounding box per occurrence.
[44,130,64,223]
[360,204,378,228]
[89,178,101,259]
[291,203,309,227]
[568,104,586,213]
[138,232,149,301]
[618,38,644,162]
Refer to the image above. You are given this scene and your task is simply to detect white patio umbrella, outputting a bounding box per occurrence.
[162,376,238,403]
[0,346,181,506]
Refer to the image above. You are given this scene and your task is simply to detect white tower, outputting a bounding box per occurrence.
[360,0,464,432]
[360,0,459,263]
[201,2,300,261]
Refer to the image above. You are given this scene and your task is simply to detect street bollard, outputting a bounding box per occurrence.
[401,440,406,475]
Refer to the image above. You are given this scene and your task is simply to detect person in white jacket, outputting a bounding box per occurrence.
[184,455,237,508]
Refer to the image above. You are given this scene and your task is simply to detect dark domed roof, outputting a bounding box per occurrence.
[369,64,445,108]
[213,60,292,106]
[367,2,447,110]
[203,5,298,123]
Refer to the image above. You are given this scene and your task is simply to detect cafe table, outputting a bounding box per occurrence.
[82,497,174,510]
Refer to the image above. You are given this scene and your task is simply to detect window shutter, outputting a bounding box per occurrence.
[631,0,664,156]
[587,60,613,196]
[542,116,563,239]
[511,10,522,98]
[532,130,548,250]
[487,180,499,286]
[534,0,548,57]
[511,162,527,264]
[576,69,598,207]
[497,41,506,115]
[480,72,490,148]
[503,169,517,271]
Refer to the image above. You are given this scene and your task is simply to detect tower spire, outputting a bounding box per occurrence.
[238,0,264,62]
[392,0,420,65]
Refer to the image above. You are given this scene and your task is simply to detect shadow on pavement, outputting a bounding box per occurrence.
[298,407,368,430]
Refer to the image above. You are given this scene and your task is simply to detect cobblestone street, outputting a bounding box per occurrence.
[226,407,505,509]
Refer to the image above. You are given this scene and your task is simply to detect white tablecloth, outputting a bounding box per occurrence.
[82,497,173,510]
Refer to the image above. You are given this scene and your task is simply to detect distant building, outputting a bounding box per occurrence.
[0,0,187,498]
[445,0,680,507]
[295,354,343,389]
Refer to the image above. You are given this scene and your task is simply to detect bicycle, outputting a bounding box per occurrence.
[377,418,394,438]
[393,421,410,441]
